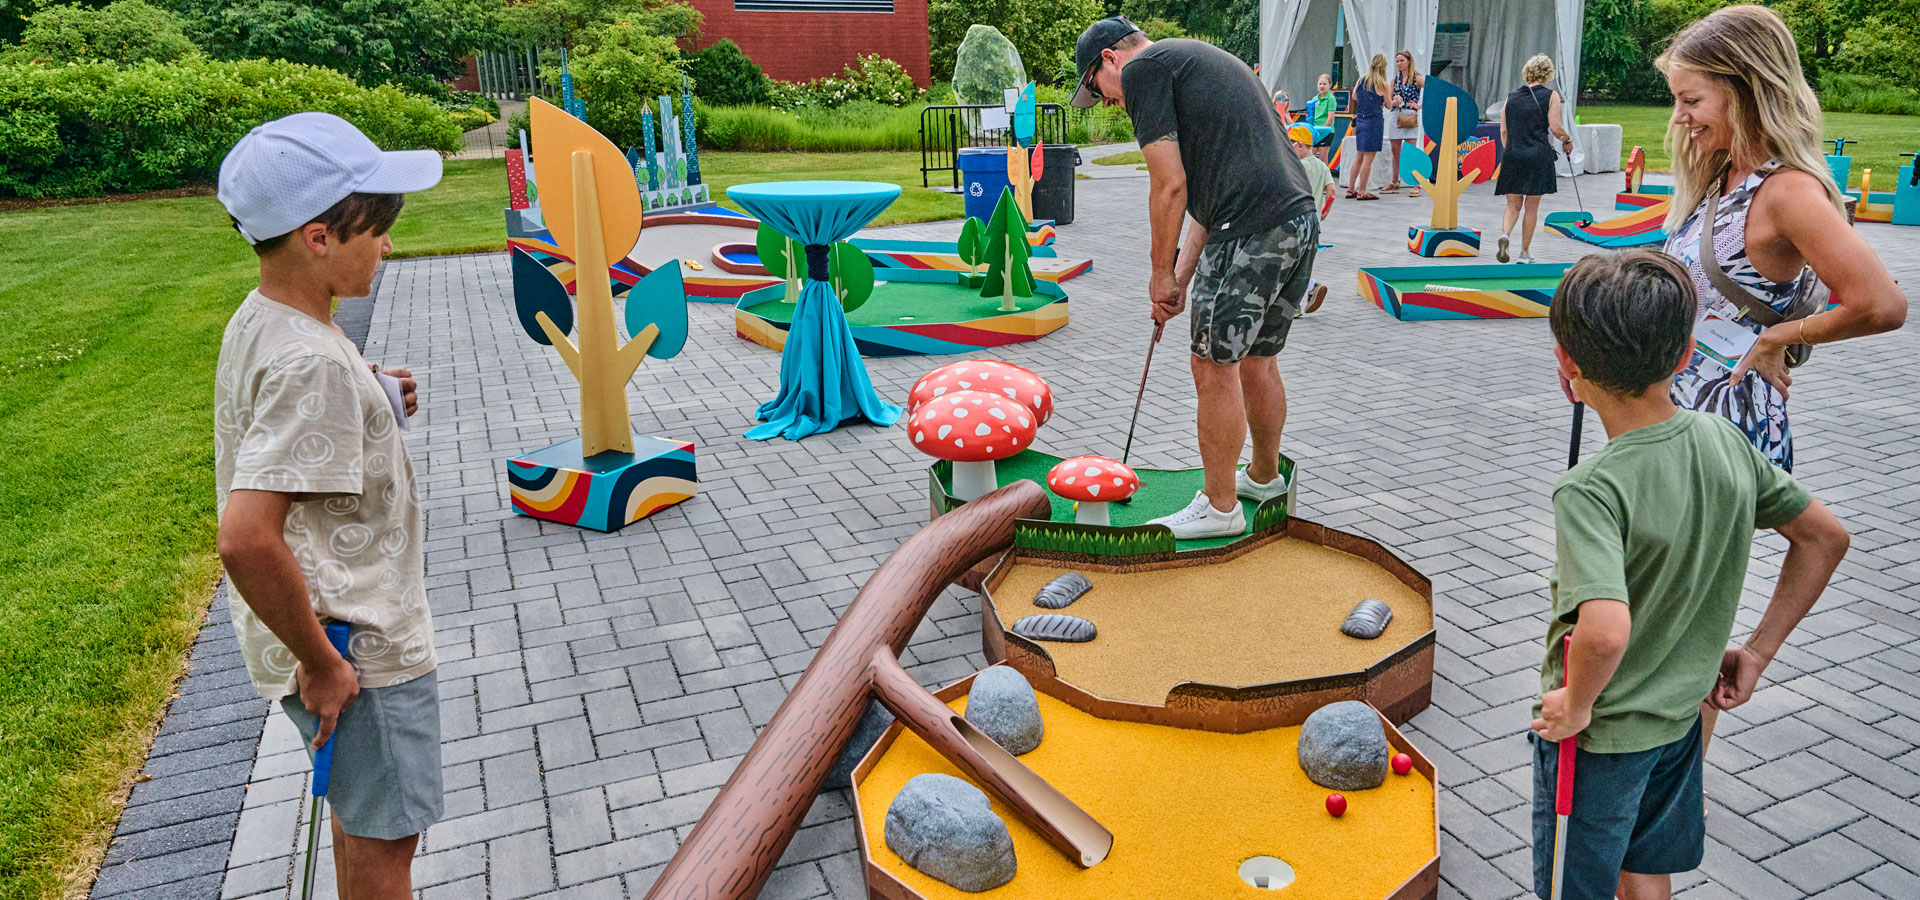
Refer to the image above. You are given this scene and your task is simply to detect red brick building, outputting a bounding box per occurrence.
[683,0,930,86]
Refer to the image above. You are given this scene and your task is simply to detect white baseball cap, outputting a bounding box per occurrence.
[218,112,444,244]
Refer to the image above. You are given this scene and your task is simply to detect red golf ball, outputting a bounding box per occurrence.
[1392,752,1414,775]
[1326,793,1347,817]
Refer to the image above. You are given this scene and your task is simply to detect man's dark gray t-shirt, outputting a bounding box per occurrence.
[1120,39,1316,243]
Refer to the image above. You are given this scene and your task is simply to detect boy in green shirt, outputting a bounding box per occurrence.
[1530,250,1848,900]
[1287,123,1333,314]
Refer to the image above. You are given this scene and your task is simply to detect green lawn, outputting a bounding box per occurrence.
[1093,150,1145,167]
[0,149,952,900]
[1582,103,1917,187]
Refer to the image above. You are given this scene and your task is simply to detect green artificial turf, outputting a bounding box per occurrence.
[1581,104,1919,188]
[0,147,962,900]
[741,281,1058,327]
[939,449,1291,552]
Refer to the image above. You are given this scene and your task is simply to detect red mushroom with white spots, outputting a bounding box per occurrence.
[910,390,1038,501]
[907,359,1053,426]
[1046,456,1140,526]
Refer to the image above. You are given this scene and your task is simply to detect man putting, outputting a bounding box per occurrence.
[1072,17,1321,539]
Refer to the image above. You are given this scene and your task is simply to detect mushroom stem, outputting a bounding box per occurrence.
[1073,501,1109,526]
[951,460,999,502]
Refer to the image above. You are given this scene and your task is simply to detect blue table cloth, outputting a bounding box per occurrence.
[727,181,904,441]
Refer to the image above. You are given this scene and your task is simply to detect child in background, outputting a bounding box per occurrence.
[1309,73,1336,162]
[1532,250,1848,900]
[1288,123,1333,314]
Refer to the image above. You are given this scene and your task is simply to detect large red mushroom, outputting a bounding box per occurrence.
[907,360,1053,426]
[909,390,1037,501]
[1046,456,1140,526]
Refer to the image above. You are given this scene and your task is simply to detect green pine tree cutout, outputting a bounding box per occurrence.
[955,216,987,289]
[828,241,875,312]
[979,187,1035,312]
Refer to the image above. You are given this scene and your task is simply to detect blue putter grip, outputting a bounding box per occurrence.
[311,622,352,798]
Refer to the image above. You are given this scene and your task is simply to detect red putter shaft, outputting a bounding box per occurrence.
[1550,633,1578,900]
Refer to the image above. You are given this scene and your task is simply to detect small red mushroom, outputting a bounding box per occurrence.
[907,359,1053,425]
[1326,793,1347,817]
[1045,456,1140,526]
[1392,753,1414,776]
[908,390,1038,501]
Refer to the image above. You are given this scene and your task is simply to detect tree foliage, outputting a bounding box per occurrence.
[496,0,699,51]
[16,0,198,64]
[562,21,689,150]
[686,38,767,106]
[158,0,497,92]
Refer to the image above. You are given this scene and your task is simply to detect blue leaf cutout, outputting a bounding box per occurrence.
[624,262,688,360]
[510,248,572,345]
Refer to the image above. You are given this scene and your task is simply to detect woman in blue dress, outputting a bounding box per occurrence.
[1346,53,1388,200]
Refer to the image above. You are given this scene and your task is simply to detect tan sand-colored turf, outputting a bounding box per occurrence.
[858,691,1436,899]
[992,538,1432,704]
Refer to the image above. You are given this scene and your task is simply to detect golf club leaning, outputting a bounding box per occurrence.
[1568,402,1586,468]
[1116,321,1164,505]
[1550,632,1578,900]
[301,622,353,900]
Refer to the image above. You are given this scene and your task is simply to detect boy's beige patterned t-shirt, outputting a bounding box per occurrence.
[214,290,435,701]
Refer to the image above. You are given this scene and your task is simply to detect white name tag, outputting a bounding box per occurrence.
[1693,314,1759,377]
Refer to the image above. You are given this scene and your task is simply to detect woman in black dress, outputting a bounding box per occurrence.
[1494,54,1573,263]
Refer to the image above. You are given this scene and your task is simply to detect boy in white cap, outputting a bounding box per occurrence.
[213,112,443,899]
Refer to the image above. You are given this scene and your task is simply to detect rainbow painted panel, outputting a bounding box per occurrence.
[1407,226,1481,258]
[507,435,697,532]
[1544,201,1669,247]
[1615,185,1673,210]
[735,284,1070,357]
[1356,262,1573,321]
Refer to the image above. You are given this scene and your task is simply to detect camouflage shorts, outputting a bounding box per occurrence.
[1189,212,1319,363]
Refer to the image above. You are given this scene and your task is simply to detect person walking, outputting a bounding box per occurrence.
[1495,54,1573,263]
[1384,50,1425,197]
[1071,17,1320,539]
[1347,54,1389,200]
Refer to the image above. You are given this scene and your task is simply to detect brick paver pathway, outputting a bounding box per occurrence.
[91,156,1920,900]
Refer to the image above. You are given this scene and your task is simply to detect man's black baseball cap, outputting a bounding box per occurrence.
[1071,16,1143,108]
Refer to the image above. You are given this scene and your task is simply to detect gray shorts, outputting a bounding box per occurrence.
[281,669,444,840]
[1189,212,1319,363]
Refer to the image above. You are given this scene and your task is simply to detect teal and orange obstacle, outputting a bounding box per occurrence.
[1357,262,1575,321]
[1544,200,1670,248]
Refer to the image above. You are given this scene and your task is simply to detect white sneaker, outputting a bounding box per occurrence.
[1517,251,1535,264]
[1235,467,1290,504]
[1147,490,1246,540]
[1496,234,1511,263]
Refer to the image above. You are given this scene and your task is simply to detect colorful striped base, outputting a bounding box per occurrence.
[1356,263,1574,321]
[1407,226,1481,258]
[507,435,697,532]
[1543,200,1670,247]
[735,280,1070,357]
[1615,186,1673,210]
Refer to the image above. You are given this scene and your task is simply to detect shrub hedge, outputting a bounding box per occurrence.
[0,58,463,199]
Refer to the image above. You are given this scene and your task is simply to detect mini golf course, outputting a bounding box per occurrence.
[1356,262,1574,321]
[736,280,1070,357]
[853,686,1439,900]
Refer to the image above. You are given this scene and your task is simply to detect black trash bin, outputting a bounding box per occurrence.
[1031,144,1080,225]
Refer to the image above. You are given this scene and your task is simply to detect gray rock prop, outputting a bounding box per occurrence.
[884,773,1018,891]
[1010,613,1096,642]
[823,701,896,791]
[1340,598,1395,639]
[964,666,1044,755]
[1297,700,1391,791]
[1033,572,1092,609]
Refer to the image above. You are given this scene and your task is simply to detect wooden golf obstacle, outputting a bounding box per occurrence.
[852,681,1440,900]
[504,99,697,532]
[1408,86,1483,259]
[1543,199,1670,247]
[1357,262,1574,320]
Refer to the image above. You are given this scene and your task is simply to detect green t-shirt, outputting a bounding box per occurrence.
[1536,410,1811,754]
[1298,155,1334,208]
[1311,91,1335,127]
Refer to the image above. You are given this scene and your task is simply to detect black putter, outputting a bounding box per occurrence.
[1116,321,1165,503]
[1568,402,1586,468]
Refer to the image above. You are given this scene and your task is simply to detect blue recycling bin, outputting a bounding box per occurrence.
[959,147,1012,221]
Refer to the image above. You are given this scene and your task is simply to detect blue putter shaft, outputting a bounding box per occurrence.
[301,622,351,900]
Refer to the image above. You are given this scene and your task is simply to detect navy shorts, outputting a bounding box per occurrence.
[1531,717,1705,899]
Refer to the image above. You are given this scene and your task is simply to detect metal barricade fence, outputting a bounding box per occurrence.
[919,103,1069,189]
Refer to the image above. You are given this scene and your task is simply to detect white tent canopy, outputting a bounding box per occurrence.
[1259,0,1585,169]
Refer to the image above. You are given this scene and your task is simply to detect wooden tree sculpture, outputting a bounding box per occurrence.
[955,216,987,287]
[755,222,804,303]
[1006,81,1041,220]
[980,186,1036,311]
[503,99,696,533]
[639,481,1111,900]
[1407,92,1485,257]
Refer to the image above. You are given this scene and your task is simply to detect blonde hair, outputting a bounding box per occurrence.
[1363,54,1390,95]
[1656,5,1842,233]
[1523,54,1555,85]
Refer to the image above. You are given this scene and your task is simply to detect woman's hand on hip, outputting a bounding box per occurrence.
[1731,336,1792,400]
